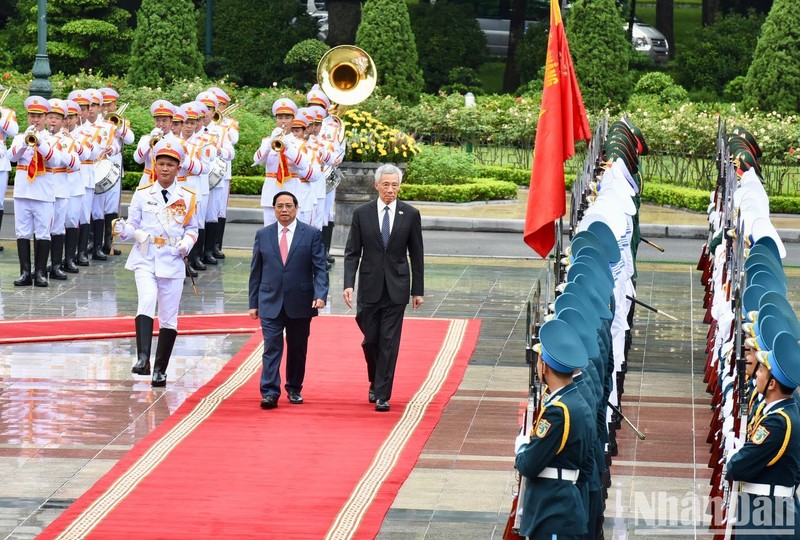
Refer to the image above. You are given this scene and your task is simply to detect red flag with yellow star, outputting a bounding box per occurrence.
[523,0,591,258]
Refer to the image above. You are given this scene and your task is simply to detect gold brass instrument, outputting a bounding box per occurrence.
[25,132,38,146]
[106,102,129,125]
[271,137,284,152]
[150,137,161,148]
[317,45,377,113]
[212,102,240,123]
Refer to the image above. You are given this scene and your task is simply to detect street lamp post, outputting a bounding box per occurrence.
[29,0,52,98]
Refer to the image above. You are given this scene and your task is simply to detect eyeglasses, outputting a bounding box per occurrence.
[275,203,295,210]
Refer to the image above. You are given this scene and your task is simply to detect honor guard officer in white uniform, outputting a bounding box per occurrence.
[207,86,239,259]
[135,100,177,187]
[254,98,312,226]
[196,90,235,266]
[170,105,185,136]
[9,97,70,287]
[62,100,89,273]
[100,88,134,257]
[289,108,322,226]
[67,89,98,266]
[0,83,19,251]
[113,139,199,387]
[45,98,80,280]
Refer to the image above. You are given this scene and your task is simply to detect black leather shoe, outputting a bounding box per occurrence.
[260,395,278,409]
[151,372,167,387]
[288,392,304,404]
[368,387,376,403]
[375,399,390,412]
[186,265,198,278]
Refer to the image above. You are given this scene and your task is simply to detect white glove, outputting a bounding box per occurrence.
[177,237,192,257]
[133,229,150,245]
[271,127,284,138]
[515,433,529,454]
[150,127,163,138]
[113,218,126,235]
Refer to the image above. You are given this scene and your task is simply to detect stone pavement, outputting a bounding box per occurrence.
[0,220,762,539]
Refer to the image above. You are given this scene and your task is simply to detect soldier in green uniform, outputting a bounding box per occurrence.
[515,318,593,539]
[726,330,800,538]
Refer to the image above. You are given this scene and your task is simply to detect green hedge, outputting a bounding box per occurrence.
[123,174,266,196]
[475,165,530,186]
[399,178,517,203]
[640,182,709,212]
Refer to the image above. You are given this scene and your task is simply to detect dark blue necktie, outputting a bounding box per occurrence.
[381,206,390,249]
[162,189,169,203]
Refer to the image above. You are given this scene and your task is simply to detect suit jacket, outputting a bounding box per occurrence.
[249,220,329,320]
[343,199,424,305]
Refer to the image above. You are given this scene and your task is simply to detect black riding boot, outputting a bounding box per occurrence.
[190,229,206,271]
[14,239,33,286]
[34,239,51,287]
[49,234,68,280]
[202,222,218,265]
[77,223,91,266]
[103,213,119,255]
[213,217,226,259]
[132,315,154,375]
[63,227,80,273]
[0,209,4,251]
[91,219,107,260]
[152,328,178,387]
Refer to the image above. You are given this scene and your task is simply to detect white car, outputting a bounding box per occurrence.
[626,18,669,64]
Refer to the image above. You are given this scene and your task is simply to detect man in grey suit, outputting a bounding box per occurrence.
[249,191,329,409]
[343,164,424,412]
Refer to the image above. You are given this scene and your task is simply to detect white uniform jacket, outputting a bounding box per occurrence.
[120,182,199,279]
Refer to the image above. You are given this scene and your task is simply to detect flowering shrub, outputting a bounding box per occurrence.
[341,109,420,162]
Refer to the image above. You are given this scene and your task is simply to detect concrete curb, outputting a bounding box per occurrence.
[4,198,800,241]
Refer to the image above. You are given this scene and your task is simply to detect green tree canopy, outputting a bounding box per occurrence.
[8,0,133,75]
[356,0,424,104]
[128,0,204,86]
[207,0,317,87]
[742,0,800,113]
[566,0,632,109]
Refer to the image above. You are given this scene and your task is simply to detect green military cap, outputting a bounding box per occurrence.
[757,331,800,388]
[731,126,762,159]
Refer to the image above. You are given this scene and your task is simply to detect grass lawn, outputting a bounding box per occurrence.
[478,60,506,94]
[635,5,702,55]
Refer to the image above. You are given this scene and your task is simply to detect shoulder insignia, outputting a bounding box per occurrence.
[753,425,770,445]
[535,418,551,438]
[137,182,154,190]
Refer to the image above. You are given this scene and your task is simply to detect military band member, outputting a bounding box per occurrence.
[254,98,312,227]
[101,87,134,256]
[86,88,121,261]
[170,105,185,136]
[514,318,593,539]
[135,101,177,187]
[9,97,70,287]
[45,98,80,280]
[113,139,198,387]
[290,108,322,226]
[196,90,235,265]
[208,86,239,259]
[726,331,800,537]
[63,100,89,273]
[67,89,96,266]
[0,84,19,251]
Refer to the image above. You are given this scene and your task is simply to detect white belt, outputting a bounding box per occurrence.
[741,482,795,497]
[537,467,579,483]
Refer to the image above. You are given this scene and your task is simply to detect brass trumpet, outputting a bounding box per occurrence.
[150,137,161,148]
[271,136,284,152]
[25,132,39,146]
[106,102,129,125]
[212,102,240,123]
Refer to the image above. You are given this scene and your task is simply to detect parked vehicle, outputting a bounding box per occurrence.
[626,18,669,64]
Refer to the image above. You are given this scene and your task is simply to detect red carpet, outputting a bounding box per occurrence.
[0,313,259,344]
[39,316,480,540]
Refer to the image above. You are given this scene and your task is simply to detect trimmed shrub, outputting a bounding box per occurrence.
[408,2,486,93]
[356,0,424,104]
[566,0,632,110]
[723,76,747,103]
[516,22,550,88]
[675,11,764,96]
[284,39,330,88]
[742,0,800,113]
[399,178,518,202]
[440,68,484,96]
[211,0,317,88]
[9,0,132,76]
[405,145,477,185]
[128,0,204,86]
[476,165,530,186]
[641,183,711,212]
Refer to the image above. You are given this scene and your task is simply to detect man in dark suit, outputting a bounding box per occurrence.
[249,191,329,409]
[343,164,424,412]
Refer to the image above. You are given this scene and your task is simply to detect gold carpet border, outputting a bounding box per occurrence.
[325,318,469,540]
[54,342,264,540]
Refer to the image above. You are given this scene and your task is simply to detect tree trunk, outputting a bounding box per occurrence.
[702,0,717,26]
[327,0,361,48]
[655,0,675,59]
[502,0,527,92]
